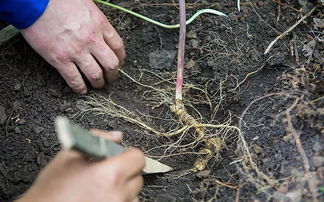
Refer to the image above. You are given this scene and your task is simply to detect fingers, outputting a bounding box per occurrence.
[90,129,123,143]
[74,53,105,88]
[90,39,120,82]
[56,62,87,94]
[99,148,145,179]
[102,21,126,63]
[126,176,143,201]
[132,198,140,202]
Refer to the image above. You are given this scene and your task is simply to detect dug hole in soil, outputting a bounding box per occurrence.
[0,0,323,201]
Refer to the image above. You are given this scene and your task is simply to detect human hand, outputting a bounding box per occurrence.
[21,0,125,94]
[17,130,144,202]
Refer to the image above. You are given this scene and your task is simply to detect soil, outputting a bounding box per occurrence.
[0,0,323,201]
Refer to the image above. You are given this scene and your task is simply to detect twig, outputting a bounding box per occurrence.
[264,6,318,54]
[231,56,275,92]
[292,32,299,63]
[284,98,318,202]
[215,179,238,189]
[272,0,302,13]
[247,0,280,34]
[5,103,15,136]
[276,0,281,22]
[238,92,289,185]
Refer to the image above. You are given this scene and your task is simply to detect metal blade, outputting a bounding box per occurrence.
[144,157,173,174]
[55,116,173,174]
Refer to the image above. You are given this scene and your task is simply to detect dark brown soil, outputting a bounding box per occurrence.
[0,0,323,201]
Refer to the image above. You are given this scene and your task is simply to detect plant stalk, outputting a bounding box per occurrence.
[93,0,226,29]
[175,0,186,101]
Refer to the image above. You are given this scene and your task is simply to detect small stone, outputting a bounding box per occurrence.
[196,170,211,179]
[189,39,199,48]
[42,136,50,147]
[48,87,63,98]
[251,144,263,154]
[14,127,21,134]
[0,105,7,125]
[313,142,323,153]
[34,126,45,134]
[17,118,26,125]
[12,101,22,112]
[36,152,48,167]
[148,49,177,70]
[187,30,197,39]
[186,59,196,69]
[60,101,71,112]
[13,83,22,91]
[207,59,216,67]
[120,18,132,30]
[313,156,324,168]
[35,74,46,86]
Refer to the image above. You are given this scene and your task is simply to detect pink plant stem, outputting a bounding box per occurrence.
[175,0,186,101]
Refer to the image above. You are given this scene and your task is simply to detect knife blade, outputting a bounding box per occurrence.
[55,116,173,174]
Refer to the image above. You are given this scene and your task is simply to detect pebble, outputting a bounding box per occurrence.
[0,105,7,125]
[14,126,21,134]
[186,59,196,69]
[13,82,22,91]
[34,126,45,134]
[48,87,63,98]
[148,49,177,70]
[12,101,22,112]
[313,156,324,168]
[17,118,26,125]
[187,30,197,39]
[120,18,132,30]
[207,59,216,67]
[36,152,48,167]
[196,170,211,179]
[41,136,50,147]
[189,39,199,48]
[312,142,322,153]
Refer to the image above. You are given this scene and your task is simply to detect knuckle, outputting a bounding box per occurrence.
[115,40,125,52]
[106,167,122,185]
[71,45,83,58]
[105,31,115,40]
[131,149,145,166]
[108,57,119,70]
[52,51,70,64]
[68,77,85,91]
[85,31,98,44]
[89,71,103,81]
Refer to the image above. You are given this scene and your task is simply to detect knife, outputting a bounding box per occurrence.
[55,116,173,174]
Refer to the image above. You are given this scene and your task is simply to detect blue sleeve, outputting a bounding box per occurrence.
[0,0,49,29]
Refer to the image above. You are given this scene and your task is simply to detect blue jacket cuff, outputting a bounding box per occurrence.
[0,0,50,29]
